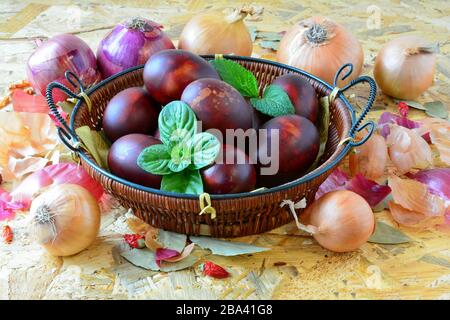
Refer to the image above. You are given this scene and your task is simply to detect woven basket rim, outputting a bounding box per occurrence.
[69,55,356,200]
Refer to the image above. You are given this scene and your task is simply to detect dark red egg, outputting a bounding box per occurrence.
[102,87,160,142]
[201,145,256,194]
[181,78,253,136]
[143,49,219,105]
[257,115,319,187]
[272,74,319,123]
[108,133,162,188]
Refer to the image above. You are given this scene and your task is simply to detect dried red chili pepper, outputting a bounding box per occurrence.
[202,261,230,279]
[124,234,145,248]
[2,225,13,244]
[398,101,409,118]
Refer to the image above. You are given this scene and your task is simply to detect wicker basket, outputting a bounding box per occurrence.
[46,56,376,238]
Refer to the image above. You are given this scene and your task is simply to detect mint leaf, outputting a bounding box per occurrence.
[137,144,172,175]
[190,132,221,170]
[168,142,192,172]
[161,170,203,195]
[159,101,197,147]
[250,85,295,117]
[210,59,259,98]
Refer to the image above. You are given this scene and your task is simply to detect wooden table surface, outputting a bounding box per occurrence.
[0,0,449,300]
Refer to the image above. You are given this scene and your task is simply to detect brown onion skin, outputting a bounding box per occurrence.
[108,134,162,188]
[143,49,219,105]
[374,36,436,100]
[272,74,319,123]
[102,87,160,142]
[201,145,256,194]
[181,78,253,136]
[257,115,319,187]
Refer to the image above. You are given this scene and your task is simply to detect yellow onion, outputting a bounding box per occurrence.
[374,36,437,99]
[277,16,364,86]
[303,190,375,252]
[179,6,262,56]
[29,184,100,256]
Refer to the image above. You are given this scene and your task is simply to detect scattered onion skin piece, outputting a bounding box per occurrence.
[406,169,450,202]
[277,16,364,86]
[388,201,427,226]
[386,124,432,174]
[374,36,436,100]
[349,132,388,180]
[418,118,450,166]
[388,175,445,217]
[305,190,375,252]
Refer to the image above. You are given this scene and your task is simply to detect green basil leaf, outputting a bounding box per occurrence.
[190,132,221,169]
[161,170,203,195]
[168,142,192,172]
[75,126,110,170]
[210,59,259,98]
[424,101,448,119]
[137,144,172,175]
[250,85,295,117]
[159,101,197,147]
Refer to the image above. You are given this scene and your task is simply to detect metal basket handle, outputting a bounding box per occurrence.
[46,71,87,152]
[332,63,377,147]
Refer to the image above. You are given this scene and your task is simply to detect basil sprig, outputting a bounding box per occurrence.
[137,101,220,195]
[210,58,294,117]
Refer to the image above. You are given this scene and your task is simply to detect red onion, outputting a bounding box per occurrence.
[97,17,175,78]
[26,34,101,96]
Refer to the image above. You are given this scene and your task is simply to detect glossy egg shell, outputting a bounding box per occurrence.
[102,87,160,142]
[108,133,162,188]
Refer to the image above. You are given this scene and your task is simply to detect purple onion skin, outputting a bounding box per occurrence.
[26,34,100,96]
[97,18,175,79]
[406,169,450,201]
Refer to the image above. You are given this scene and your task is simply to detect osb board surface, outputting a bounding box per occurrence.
[0,0,449,300]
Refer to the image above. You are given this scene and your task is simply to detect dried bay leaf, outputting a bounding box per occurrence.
[120,248,160,271]
[419,254,450,269]
[75,126,110,170]
[424,101,448,119]
[259,41,279,51]
[189,236,270,256]
[309,96,330,169]
[157,230,187,253]
[368,221,412,244]
[400,100,427,111]
[159,254,199,272]
[120,247,198,272]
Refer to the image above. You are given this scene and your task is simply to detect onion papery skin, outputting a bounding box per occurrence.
[97,18,175,78]
[178,12,252,56]
[277,16,364,86]
[374,36,436,100]
[26,34,101,96]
